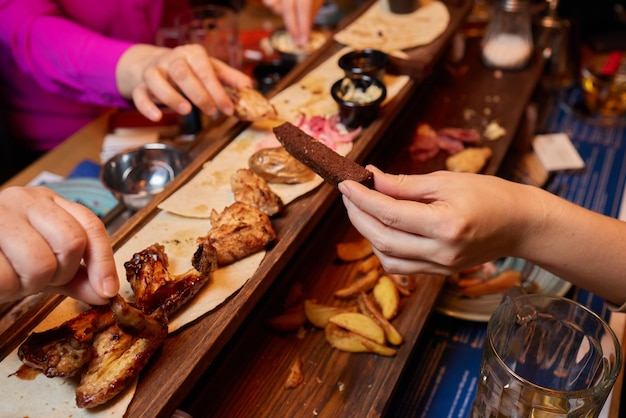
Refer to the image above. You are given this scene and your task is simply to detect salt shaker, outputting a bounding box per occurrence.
[481,0,533,70]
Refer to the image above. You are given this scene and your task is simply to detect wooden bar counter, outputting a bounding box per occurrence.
[0,1,556,416]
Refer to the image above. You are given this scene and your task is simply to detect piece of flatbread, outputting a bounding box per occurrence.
[334,0,450,52]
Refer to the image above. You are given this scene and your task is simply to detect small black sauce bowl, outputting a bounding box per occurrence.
[252,60,295,95]
[331,75,387,130]
[338,49,389,80]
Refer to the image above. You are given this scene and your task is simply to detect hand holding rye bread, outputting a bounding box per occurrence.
[339,168,626,308]
[0,187,119,305]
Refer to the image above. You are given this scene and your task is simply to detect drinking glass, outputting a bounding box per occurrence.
[471,287,622,417]
[174,5,242,69]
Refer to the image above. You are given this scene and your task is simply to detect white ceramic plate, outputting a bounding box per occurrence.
[435,257,572,322]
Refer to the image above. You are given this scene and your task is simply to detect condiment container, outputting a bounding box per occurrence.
[331,76,387,130]
[481,0,533,70]
[338,49,389,80]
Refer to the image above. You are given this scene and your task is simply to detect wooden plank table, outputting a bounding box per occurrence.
[0,1,475,417]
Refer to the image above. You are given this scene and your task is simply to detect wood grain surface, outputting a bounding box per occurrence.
[0,1,475,417]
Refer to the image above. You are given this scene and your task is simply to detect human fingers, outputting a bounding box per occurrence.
[338,179,437,237]
[139,57,197,114]
[0,188,85,299]
[339,191,443,260]
[262,0,283,14]
[132,83,165,122]
[170,45,252,116]
[370,246,456,277]
[53,196,119,304]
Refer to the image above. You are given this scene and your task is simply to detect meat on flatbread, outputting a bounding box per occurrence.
[231,168,284,217]
[200,201,277,266]
[17,242,218,409]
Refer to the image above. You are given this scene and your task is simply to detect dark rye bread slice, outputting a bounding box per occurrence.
[273,122,373,188]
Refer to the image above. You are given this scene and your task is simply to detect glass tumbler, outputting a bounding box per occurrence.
[174,5,242,69]
[471,287,622,417]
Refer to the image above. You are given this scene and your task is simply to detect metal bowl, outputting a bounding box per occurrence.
[100,143,189,211]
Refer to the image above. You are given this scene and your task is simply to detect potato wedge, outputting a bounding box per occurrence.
[388,273,417,296]
[328,312,385,345]
[357,254,382,274]
[336,238,373,262]
[303,300,357,328]
[373,275,400,320]
[334,269,381,299]
[357,293,403,346]
[325,323,396,357]
[265,306,307,332]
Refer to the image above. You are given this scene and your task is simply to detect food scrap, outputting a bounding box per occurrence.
[447,261,522,298]
[445,146,493,173]
[284,356,305,389]
[484,120,507,140]
[409,123,480,162]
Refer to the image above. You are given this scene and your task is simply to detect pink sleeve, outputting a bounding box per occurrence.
[0,0,135,108]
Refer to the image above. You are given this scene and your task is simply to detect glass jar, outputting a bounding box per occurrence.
[481,0,533,70]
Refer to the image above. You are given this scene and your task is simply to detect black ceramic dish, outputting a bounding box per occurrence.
[252,60,295,95]
[338,49,389,80]
[331,75,387,130]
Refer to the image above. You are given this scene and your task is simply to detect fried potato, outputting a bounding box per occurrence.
[357,293,403,346]
[264,306,307,332]
[336,238,373,262]
[373,275,400,320]
[303,300,357,329]
[334,269,381,299]
[325,323,396,357]
[357,254,382,274]
[328,312,385,345]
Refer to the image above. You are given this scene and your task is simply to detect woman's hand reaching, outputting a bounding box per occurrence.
[116,44,253,123]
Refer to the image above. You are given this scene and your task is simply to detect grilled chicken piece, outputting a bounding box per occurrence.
[200,201,277,266]
[125,242,218,317]
[230,87,278,122]
[231,168,284,216]
[75,295,167,409]
[18,305,114,377]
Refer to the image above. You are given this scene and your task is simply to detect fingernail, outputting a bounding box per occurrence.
[338,182,349,196]
[177,102,192,114]
[102,276,119,298]
[148,109,162,121]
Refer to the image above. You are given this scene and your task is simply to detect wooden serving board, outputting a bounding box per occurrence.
[0,1,472,417]
[180,199,446,417]
[176,24,548,418]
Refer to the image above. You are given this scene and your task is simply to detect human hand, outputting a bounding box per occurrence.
[338,167,535,276]
[116,44,253,123]
[0,187,119,305]
[262,0,324,46]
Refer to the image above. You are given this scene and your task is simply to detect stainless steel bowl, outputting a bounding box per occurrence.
[100,143,189,211]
